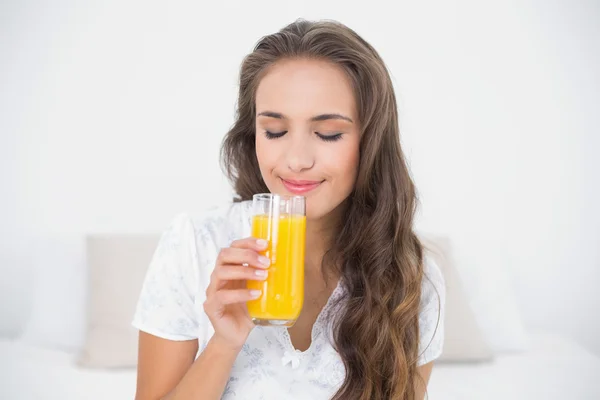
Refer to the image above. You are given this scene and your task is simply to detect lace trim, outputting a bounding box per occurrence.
[279,278,345,362]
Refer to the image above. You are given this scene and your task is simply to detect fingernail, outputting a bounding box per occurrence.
[250,290,262,298]
[258,255,270,266]
[255,269,268,278]
[256,239,268,249]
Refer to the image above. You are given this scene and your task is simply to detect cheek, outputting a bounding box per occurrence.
[329,142,360,187]
[255,135,270,165]
[255,136,278,182]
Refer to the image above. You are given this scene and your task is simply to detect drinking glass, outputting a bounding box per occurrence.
[246,193,306,327]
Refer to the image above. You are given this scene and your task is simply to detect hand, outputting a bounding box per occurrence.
[203,237,270,351]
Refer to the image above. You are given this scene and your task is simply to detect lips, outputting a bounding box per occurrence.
[281,178,323,195]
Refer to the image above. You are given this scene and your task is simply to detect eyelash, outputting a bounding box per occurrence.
[264,131,343,142]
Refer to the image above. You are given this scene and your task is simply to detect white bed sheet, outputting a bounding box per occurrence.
[1,332,599,399]
[428,332,600,399]
[0,338,136,400]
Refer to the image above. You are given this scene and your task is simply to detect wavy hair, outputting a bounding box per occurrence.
[221,19,427,399]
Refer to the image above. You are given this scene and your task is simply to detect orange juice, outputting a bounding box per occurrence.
[247,214,306,324]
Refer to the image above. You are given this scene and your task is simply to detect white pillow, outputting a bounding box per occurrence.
[420,231,529,353]
[78,234,159,367]
[420,235,493,362]
[20,235,88,351]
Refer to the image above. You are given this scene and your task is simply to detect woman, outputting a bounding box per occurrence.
[132,19,445,400]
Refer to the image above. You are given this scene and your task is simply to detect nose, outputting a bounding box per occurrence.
[286,132,315,173]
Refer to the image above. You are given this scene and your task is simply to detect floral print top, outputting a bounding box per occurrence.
[132,201,445,399]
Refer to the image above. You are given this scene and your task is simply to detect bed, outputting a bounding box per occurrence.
[428,332,600,399]
[0,337,136,399]
[1,332,599,399]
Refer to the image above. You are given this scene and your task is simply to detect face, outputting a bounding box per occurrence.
[254,58,360,221]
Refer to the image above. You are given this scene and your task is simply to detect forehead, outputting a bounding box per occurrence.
[255,58,357,120]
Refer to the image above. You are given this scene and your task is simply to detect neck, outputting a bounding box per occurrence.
[304,202,345,281]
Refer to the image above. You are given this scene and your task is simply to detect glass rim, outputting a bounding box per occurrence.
[252,193,305,202]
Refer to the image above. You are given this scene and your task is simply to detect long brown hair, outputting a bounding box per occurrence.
[221,19,426,399]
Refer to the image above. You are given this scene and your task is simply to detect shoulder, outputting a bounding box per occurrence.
[187,200,253,246]
[193,200,252,230]
[154,201,252,267]
[132,204,251,342]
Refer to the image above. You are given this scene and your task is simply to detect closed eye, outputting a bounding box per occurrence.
[316,132,343,142]
[264,130,287,139]
[264,130,343,142]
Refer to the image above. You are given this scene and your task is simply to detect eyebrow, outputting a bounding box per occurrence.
[257,111,354,123]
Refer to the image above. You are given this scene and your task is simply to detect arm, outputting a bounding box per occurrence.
[415,362,434,400]
[135,237,268,400]
[135,332,240,400]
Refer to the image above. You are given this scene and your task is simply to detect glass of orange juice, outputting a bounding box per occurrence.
[246,193,306,327]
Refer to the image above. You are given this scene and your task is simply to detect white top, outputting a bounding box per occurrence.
[132,201,445,399]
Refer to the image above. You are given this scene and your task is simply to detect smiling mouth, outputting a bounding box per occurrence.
[280,178,324,195]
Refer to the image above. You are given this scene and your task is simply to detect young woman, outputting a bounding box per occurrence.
[132,19,445,400]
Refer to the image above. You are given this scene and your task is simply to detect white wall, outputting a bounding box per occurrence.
[2,0,599,354]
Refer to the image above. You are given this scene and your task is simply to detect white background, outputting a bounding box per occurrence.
[1,0,599,355]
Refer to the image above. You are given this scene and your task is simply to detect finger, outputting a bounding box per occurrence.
[216,265,268,281]
[205,273,218,296]
[230,237,269,251]
[216,288,262,305]
[217,247,270,269]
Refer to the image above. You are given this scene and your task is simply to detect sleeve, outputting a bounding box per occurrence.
[131,213,203,341]
[417,255,446,366]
